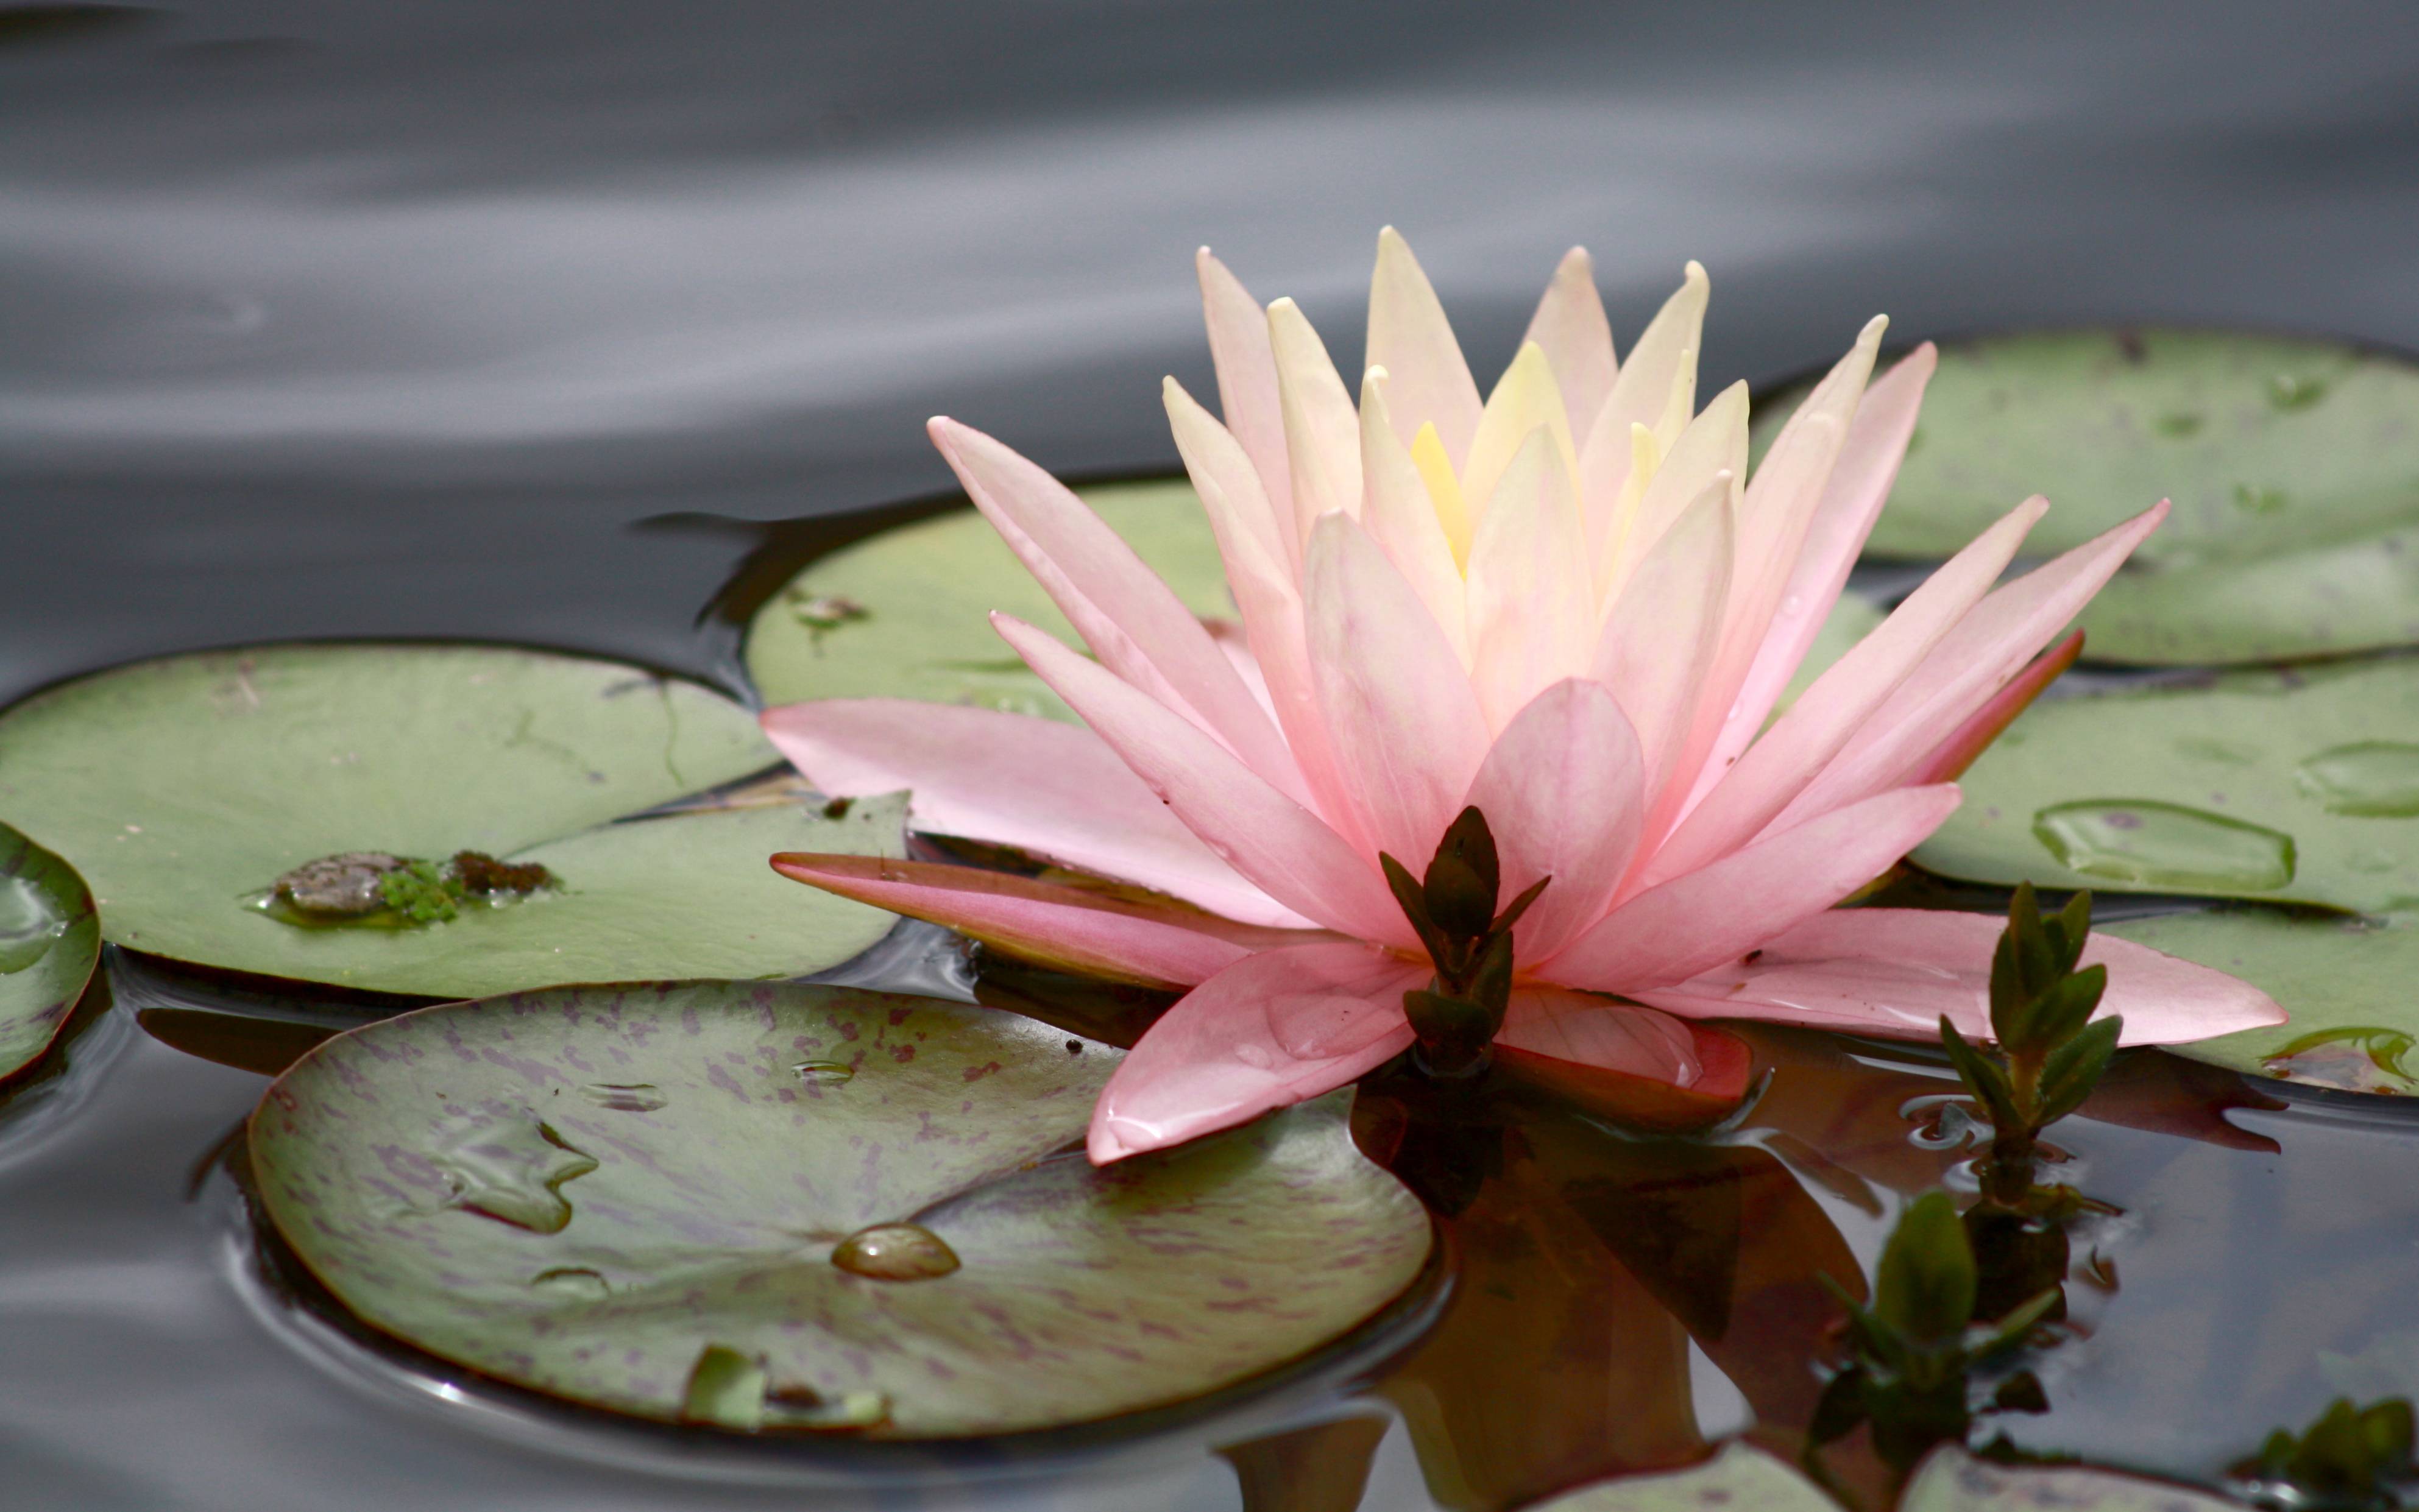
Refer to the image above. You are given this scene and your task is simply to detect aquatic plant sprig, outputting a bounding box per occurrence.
[1939,882,2122,1209]
[1807,1192,2058,1496]
[1380,806,1548,1077]
[2232,1396,2418,1511]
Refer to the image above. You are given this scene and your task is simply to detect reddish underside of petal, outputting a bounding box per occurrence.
[1495,1022,1754,1132]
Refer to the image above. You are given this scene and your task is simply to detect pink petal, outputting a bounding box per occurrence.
[1087,942,1424,1162]
[1641,496,2044,890]
[1270,297,1364,544]
[1592,474,1734,809]
[1632,908,2287,1046]
[1771,501,2170,831]
[1465,428,1594,730]
[1305,513,1492,868]
[927,418,1304,805]
[1543,783,1962,993]
[1904,629,2083,785]
[1463,679,1646,961]
[1654,319,1886,846]
[1197,248,1296,565]
[1163,378,1362,838]
[1521,246,1618,439]
[1579,261,1708,471]
[1496,984,1703,1087]
[768,853,1278,989]
[994,613,1413,947]
[1358,370,1472,661]
[760,699,1306,928]
[1368,227,1484,468]
[1693,345,1937,805]
[1596,381,1748,601]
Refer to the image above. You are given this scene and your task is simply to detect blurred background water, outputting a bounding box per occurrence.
[6,4,2419,1508]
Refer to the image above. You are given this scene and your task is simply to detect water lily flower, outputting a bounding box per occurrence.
[765,231,2285,1164]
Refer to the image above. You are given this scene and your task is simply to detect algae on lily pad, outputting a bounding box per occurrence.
[744,475,1886,721]
[1913,658,2419,913]
[0,645,902,998]
[2111,907,2419,1092]
[746,479,1233,721]
[0,822,101,1082]
[248,981,1433,1436]
[1753,329,2419,663]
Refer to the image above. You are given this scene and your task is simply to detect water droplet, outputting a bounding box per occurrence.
[791,1060,854,1086]
[576,1082,667,1112]
[2031,800,2295,891]
[432,1118,598,1233]
[529,1266,610,1299]
[0,872,70,975]
[2262,1026,2416,1093]
[1233,1043,1275,1070]
[681,1344,766,1431]
[2267,373,2328,411]
[764,1383,892,1432]
[1900,1093,1992,1151]
[830,1222,960,1281]
[2295,741,2419,818]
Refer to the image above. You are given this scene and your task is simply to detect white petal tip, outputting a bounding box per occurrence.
[1859,314,1890,344]
[1682,260,1709,287]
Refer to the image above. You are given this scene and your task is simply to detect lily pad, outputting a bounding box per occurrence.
[1913,658,2419,913]
[1521,1441,1838,1510]
[745,476,1886,721]
[247,981,1432,1436]
[0,645,902,997]
[1901,1446,2243,1511]
[2111,907,2419,1091]
[1754,330,2419,663]
[0,822,101,1082]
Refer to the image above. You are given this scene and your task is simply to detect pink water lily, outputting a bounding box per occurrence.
[765,230,2285,1164]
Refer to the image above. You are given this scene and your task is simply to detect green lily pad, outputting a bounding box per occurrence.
[1754,330,2419,663]
[2111,907,2419,1091]
[248,981,1432,1437]
[0,645,902,997]
[1522,1441,1838,1510]
[0,822,101,1082]
[1913,659,2419,913]
[1901,1446,2243,1510]
[745,476,1885,721]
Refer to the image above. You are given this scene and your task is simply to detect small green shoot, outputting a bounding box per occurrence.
[1806,1192,2058,1489]
[1380,807,1548,1078]
[2233,1397,2417,1510]
[1939,883,2123,1210]
[378,860,460,924]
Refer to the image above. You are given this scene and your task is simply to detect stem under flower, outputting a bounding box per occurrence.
[1380,807,1548,1079]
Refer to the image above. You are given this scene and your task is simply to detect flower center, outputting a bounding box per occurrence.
[1378,806,1550,1078]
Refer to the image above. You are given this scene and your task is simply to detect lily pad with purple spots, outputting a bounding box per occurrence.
[247,981,1433,1436]
[0,821,99,1083]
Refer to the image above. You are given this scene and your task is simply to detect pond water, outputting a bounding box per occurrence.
[7,4,2419,1509]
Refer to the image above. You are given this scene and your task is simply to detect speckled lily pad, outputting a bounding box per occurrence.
[743,478,1883,721]
[0,644,902,997]
[247,981,1433,1437]
[1755,329,2419,665]
[1913,659,2419,913]
[0,822,100,1083]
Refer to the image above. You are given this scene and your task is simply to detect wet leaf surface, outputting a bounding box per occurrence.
[0,645,902,997]
[248,981,1433,1437]
[743,478,1884,722]
[1913,659,2419,913]
[0,822,100,1083]
[1756,330,2419,663]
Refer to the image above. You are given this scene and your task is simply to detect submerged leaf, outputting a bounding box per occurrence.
[247,981,1432,1436]
[0,645,903,997]
[0,822,101,1084]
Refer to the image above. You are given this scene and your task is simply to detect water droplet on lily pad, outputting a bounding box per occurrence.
[790,1059,853,1086]
[530,1266,611,1299]
[830,1223,960,1281]
[0,869,71,976]
[2296,742,2419,817]
[2031,799,2295,891]
[763,1383,891,1432]
[433,1118,597,1234]
[577,1082,667,1112]
[0,822,101,1081]
[681,1344,766,1431]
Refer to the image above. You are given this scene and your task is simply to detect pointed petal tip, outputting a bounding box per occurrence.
[1858,313,1890,344]
[1682,260,1708,285]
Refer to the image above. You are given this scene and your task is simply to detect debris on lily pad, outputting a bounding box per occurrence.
[0,644,904,998]
[247,981,1433,1437]
[743,477,1883,722]
[1914,658,2419,914]
[0,821,101,1083]
[1755,329,2419,664]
